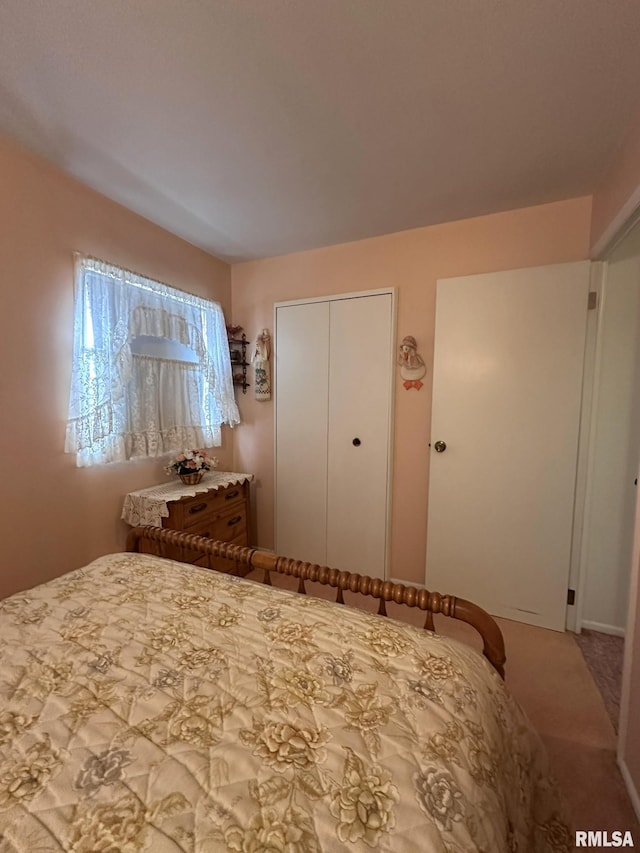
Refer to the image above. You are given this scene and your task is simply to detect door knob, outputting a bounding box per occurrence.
[434,440,447,453]
[352,437,361,447]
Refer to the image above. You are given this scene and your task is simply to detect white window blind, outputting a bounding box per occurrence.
[65,255,239,467]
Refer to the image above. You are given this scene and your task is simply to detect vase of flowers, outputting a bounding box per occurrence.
[164,450,218,485]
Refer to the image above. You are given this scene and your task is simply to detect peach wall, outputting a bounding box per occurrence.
[0,135,232,599]
[591,112,640,252]
[231,196,592,584]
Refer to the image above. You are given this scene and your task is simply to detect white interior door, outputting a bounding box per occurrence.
[426,262,590,631]
[275,301,329,565]
[326,294,393,577]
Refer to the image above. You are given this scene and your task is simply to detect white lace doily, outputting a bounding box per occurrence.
[122,471,254,527]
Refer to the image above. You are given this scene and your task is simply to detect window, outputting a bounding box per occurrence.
[65,255,239,467]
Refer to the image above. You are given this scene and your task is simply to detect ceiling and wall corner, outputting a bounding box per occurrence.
[1,0,639,263]
[591,113,640,256]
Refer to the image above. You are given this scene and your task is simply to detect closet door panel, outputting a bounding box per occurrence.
[326,294,393,577]
[275,302,329,564]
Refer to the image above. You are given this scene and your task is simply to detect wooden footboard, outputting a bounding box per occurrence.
[126,526,506,678]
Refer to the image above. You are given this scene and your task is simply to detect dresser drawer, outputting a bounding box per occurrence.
[160,511,247,563]
[166,482,247,530]
[190,505,247,542]
[124,473,253,572]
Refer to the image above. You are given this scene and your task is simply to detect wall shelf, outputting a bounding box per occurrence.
[229,334,250,394]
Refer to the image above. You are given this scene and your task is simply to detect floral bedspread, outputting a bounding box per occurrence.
[0,554,570,852]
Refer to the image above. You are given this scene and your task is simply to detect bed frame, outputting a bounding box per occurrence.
[126,526,506,678]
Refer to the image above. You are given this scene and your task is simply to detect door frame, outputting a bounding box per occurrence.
[566,262,603,633]
[573,241,640,637]
[273,287,397,578]
[591,202,640,817]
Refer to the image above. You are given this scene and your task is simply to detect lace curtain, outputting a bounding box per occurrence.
[65,255,240,467]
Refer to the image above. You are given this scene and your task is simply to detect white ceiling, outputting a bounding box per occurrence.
[1,1,640,262]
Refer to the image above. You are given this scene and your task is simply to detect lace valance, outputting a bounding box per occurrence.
[65,255,240,467]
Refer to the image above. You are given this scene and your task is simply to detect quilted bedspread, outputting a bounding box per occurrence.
[0,553,571,852]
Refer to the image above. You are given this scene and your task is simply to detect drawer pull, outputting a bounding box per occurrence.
[188,502,208,515]
[227,516,243,526]
[225,489,240,500]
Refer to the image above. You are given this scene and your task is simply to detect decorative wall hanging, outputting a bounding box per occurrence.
[398,335,426,390]
[251,328,272,401]
[228,328,250,394]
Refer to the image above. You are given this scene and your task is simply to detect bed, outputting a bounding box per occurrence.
[0,527,571,852]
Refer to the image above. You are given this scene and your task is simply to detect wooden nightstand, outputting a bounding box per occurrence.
[122,472,253,575]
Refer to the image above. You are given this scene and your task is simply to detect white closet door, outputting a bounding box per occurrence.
[275,301,329,564]
[326,294,393,578]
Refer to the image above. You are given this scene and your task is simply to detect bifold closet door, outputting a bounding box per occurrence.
[326,294,392,578]
[275,301,329,565]
[275,292,393,577]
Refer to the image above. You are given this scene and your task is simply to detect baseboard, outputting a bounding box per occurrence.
[581,620,626,637]
[618,757,640,823]
[387,594,627,636]
[390,577,426,589]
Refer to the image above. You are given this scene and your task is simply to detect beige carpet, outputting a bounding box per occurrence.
[245,570,640,840]
[473,616,638,839]
[574,628,624,731]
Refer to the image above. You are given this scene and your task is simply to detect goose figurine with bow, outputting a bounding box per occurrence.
[398,335,426,390]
